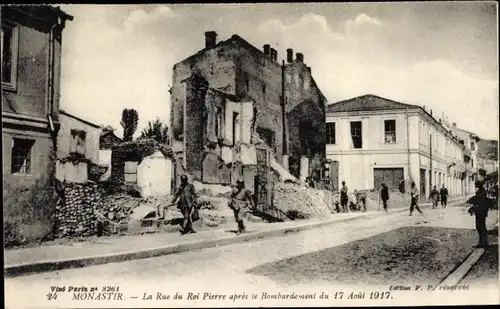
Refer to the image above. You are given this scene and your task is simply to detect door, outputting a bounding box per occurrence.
[420,168,426,199]
[373,168,404,191]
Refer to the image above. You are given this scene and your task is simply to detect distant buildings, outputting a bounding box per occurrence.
[325,95,470,198]
[2,5,73,186]
[170,31,328,191]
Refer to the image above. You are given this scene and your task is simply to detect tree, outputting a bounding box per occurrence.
[120,109,139,142]
[140,118,169,145]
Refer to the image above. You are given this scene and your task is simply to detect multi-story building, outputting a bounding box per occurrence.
[325,94,467,197]
[2,5,73,187]
[170,31,327,189]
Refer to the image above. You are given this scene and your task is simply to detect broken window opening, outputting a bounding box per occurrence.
[244,72,249,94]
[233,112,240,145]
[215,107,223,138]
[350,121,362,149]
[384,119,396,143]
[256,127,276,153]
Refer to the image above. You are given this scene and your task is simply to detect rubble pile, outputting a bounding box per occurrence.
[55,182,105,238]
[273,183,334,219]
[100,193,143,223]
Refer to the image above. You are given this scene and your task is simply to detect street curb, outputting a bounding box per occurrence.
[434,217,498,289]
[4,213,366,278]
[436,248,485,289]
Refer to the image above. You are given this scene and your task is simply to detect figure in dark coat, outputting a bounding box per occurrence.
[429,186,440,209]
[440,184,449,208]
[380,183,390,213]
[171,175,197,235]
[467,180,492,248]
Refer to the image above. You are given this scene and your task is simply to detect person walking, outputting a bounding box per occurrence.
[229,179,256,234]
[467,180,491,248]
[440,184,449,208]
[171,175,198,235]
[340,181,349,213]
[380,183,390,213]
[429,186,440,209]
[409,181,424,216]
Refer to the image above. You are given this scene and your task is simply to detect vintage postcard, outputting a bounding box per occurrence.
[3,2,499,308]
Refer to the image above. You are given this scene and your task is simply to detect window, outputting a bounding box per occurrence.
[350,121,362,149]
[215,107,223,138]
[70,129,87,155]
[471,159,474,168]
[303,76,310,90]
[1,22,19,90]
[470,141,476,151]
[11,138,35,174]
[326,122,336,144]
[384,119,396,143]
[124,161,138,184]
[244,72,249,93]
[262,84,266,94]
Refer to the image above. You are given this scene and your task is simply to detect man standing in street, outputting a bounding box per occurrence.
[341,181,349,213]
[467,180,491,248]
[380,183,389,213]
[429,185,440,209]
[440,184,449,208]
[409,181,424,216]
[171,175,198,235]
[229,179,256,235]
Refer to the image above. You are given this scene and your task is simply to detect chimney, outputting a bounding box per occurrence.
[286,48,293,63]
[205,31,217,49]
[439,118,442,123]
[452,122,456,127]
[423,105,426,111]
[430,109,433,116]
[296,53,304,62]
[270,48,277,61]
[307,66,311,74]
[263,44,270,57]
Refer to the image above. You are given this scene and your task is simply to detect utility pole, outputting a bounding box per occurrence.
[429,133,433,195]
[406,109,411,191]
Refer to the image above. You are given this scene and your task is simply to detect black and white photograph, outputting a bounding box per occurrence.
[3,2,499,307]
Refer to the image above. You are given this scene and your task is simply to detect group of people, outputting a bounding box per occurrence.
[168,175,255,235]
[428,185,450,209]
[169,174,494,249]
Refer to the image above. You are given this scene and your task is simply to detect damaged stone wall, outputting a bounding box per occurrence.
[284,60,327,179]
[170,45,237,144]
[55,182,105,238]
[185,74,209,179]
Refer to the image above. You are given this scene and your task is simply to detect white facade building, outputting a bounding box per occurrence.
[325,95,468,198]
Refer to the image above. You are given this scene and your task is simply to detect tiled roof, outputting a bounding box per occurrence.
[326,94,420,113]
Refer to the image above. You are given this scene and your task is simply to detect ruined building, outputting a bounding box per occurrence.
[170,31,327,191]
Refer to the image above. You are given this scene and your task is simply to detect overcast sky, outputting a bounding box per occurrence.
[60,2,498,140]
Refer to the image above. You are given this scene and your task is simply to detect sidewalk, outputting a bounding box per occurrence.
[5,212,366,277]
[4,194,472,277]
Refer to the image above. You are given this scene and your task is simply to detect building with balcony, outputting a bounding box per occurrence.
[325,94,467,197]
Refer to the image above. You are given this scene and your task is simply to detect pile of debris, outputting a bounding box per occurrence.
[55,182,105,238]
[272,182,334,220]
